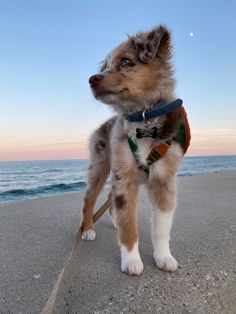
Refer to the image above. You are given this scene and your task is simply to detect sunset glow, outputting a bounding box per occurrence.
[0,1,236,161]
[1,126,236,161]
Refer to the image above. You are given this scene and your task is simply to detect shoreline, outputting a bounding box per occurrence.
[1,171,236,313]
[1,169,236,206]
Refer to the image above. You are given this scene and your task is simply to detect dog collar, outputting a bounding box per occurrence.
[125,99,183,122]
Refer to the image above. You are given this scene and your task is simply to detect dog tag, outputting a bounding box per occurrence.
[136,127,158,139]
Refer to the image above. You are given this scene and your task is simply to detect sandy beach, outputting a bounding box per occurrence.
[0,171,236,313]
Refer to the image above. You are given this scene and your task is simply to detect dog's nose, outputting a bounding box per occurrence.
[89,74,104,88]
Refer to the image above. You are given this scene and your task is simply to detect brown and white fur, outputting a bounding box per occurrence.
[81,25,183,275]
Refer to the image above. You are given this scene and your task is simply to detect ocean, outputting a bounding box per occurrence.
[0,155,236,204]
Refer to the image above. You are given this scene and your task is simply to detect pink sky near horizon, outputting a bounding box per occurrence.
[1,98,236,161]
[1,129,236,162]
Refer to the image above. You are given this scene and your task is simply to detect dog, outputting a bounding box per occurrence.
[80,25,190,276]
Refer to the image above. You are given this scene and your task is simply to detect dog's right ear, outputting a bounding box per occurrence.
[133,25,171,63]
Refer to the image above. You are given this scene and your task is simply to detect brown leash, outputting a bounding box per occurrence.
[41,196,112,314]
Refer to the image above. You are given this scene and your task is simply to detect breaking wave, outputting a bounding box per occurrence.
[0,181,86,202]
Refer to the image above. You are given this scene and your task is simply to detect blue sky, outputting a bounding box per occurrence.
[0,0,236,160]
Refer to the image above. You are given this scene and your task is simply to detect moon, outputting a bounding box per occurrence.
[189,32,194,37]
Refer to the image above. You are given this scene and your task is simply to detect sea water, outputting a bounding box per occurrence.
[1,156,236,203]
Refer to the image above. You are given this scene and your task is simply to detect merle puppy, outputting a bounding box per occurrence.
[80,25,190,275]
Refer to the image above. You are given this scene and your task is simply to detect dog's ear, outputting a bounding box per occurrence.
[133,26,171,63]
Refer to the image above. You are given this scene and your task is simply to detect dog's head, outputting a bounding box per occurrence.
[89,25,175,114]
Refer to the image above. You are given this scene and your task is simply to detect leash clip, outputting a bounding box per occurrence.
[142,109,151,130]
[142,109,147,122]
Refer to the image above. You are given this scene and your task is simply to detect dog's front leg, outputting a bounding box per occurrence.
[112,167,143,276]
[148,174,178,272]
[81,126,111,241]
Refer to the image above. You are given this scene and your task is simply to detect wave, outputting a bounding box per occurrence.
[1,169,63,176]
[0,181,86,198]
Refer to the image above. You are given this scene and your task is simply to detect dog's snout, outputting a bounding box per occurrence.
[89,74,104,88]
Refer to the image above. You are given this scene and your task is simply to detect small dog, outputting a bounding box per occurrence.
[80,25,190,275]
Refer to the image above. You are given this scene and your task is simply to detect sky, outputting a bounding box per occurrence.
[0,0,236,161]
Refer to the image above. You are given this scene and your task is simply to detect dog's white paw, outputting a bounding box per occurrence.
[121,258,144,276]
[154,253,178,272]
[82,229,96,241]
[120,242,143,276]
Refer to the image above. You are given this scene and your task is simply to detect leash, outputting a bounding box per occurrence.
[41,195,112,314]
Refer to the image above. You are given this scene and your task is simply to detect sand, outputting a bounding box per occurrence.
[0,171,236,313]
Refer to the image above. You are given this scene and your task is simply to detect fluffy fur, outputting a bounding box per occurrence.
[81,25,184,275]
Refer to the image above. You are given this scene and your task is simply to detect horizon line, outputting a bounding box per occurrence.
[0,154,236,163]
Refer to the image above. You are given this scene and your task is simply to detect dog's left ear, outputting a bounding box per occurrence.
[133,25,171,63]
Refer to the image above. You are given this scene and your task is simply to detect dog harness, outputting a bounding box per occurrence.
[127,104,191,167]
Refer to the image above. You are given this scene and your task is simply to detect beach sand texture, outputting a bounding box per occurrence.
[0,172,236,313]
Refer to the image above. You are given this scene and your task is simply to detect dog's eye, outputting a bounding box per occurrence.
[100,64,107,72]
[120,57,134,67]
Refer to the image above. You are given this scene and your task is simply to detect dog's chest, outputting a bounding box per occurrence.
[123,119,164,167]
[135,140,153,166]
